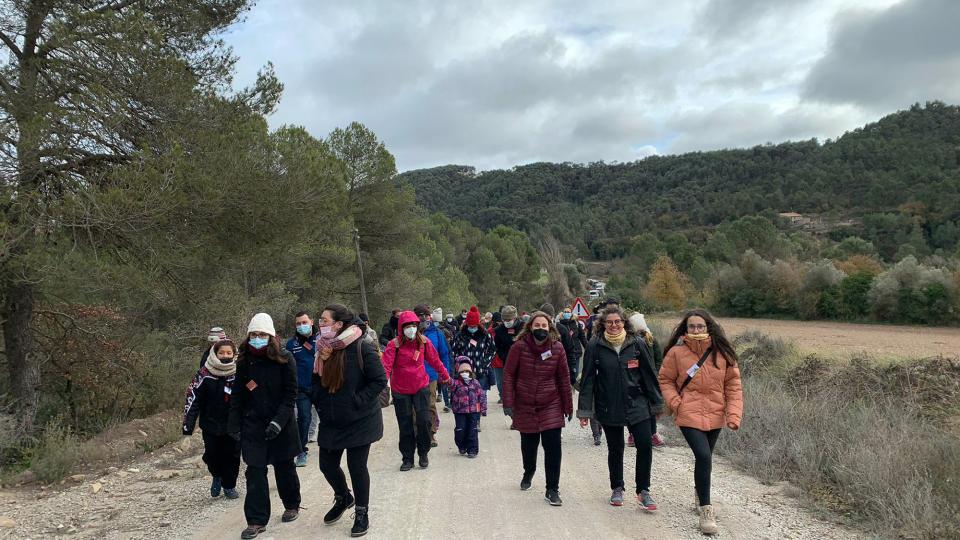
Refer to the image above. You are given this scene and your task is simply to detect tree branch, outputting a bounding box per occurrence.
[0,31,22,59]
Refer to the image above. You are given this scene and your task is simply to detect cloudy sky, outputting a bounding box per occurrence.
[224,0,960,171]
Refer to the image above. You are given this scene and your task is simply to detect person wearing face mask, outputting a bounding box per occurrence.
[659,309,743,536]
[450,306,497,412]
[556,306,588,387]
[310,304,387,538]
[285,311,317,468]
[413,304,452,447]
[492,305,521,403]
[456,308,468,327]
[502,312,573,507]
[381,310,452,471]
[449,357,487,457]
[183,339,241,500]
[442,312,458,338]
[228,313,302,539]
[379,309,401,348]
[577,305,663,511]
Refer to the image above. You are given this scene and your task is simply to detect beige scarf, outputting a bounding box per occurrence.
[204,347,237,377]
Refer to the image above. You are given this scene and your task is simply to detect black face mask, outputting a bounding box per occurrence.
[532,329,549,342]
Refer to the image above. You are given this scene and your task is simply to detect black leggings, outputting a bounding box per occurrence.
[520,428,562,491]
[603,418,654,493]
[680,427,721,506]
[317,444,372,507]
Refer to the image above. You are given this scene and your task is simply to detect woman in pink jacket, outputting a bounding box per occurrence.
[382,310,452,471]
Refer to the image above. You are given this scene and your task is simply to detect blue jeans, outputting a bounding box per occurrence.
[295,390,312,454]
[440,384,451,407]
[478,370,496,391]
[492,367,505,399]
[454,412,480,454]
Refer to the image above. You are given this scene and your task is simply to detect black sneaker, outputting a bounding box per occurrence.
[324,492,356,525]
[419,455,429,468]
[545,489,563,506]
[241,524,266,539]
[350,506,369,537]
[520,473,533,491]
[281,508,299,523]
[400,460,414,471]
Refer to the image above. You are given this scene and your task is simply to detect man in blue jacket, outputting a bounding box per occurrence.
[414,304,452,447]
[285,310,317,467]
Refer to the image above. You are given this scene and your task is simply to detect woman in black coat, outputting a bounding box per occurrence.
[311,304,387,537]
[228,313,302,540]
[576,306,664,512]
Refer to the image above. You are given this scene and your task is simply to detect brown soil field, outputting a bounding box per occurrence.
[650,316,960,359]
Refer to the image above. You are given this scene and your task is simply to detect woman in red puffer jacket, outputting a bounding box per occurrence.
[502,311,572,507]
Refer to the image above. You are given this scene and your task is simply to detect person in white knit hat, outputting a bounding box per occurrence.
[228,313,302,539]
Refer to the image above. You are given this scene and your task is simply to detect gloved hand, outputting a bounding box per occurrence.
[182,426,193,436]
[503,407,513,417]
[264,421,281,440]
[566,414,573,422]
[481,412,487,417]
[229,432,241,442]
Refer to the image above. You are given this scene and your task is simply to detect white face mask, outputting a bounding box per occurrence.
[403,326,418,340]
[503,320,515,328]
[460,372,471,381]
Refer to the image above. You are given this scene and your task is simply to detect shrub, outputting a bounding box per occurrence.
[30,420,80,484]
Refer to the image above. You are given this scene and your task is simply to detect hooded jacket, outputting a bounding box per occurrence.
[381,311,450,395]
[422,323,453,382]
[285,332,317,391]
[182,361,235,436]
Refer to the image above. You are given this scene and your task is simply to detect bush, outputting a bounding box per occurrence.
[30,420,80,484]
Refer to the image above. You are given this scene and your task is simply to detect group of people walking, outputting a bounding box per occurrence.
[183,300,743,537]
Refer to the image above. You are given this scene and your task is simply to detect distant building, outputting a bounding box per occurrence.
[778,212,807,226]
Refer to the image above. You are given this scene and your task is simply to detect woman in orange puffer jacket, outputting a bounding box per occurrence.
[658,309,742,536]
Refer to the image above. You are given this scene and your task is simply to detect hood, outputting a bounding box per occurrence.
[397,310,420,329]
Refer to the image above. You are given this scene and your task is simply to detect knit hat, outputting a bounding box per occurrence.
[431,307,443,322]
[413,304,431,317]
[465,306,481,326]
[491,312,502,323]
[501,305,518,319]
[247,313,276,337]
[629,313,649,333]
[539,303,556,317]
[456,356,474,373]
[207,326,226,342]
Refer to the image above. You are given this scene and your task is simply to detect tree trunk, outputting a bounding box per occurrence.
[2,279,39,440]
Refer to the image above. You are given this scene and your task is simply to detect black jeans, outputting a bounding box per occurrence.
[317,444,372,507]
[244,460,301,525]
[454,412,480,454]
[680,427,722,506]
[520,428,562,491]
[201,432,241,489]
[392,387,432,462]
[603,419,654,493]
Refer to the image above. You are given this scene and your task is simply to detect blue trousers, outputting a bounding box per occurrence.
[492,367,505,398]
[454,412,480,455]
[295,390,312,454]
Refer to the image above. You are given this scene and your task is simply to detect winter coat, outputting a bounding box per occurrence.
[382,312,450,395]
[182,368,235,436]
[450,328,496,377]
[450,377,487,415]
[658,338,743,431]
[310,337,388,450]
[422,324,453,382]
[577,333,664,427]
[228,349,300,467]
[502,334,573,433]
[379,316,398,347]
[556,318,588,371]
[285,334,317,392]
[493,323,521,368]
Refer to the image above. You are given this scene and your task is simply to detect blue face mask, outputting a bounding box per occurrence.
[467,326,478,333]
[562,313,572,320]
[296,324,312,336]
[249,336,269,349]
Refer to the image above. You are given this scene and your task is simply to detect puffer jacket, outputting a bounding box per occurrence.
[381,311,450,395]
[422,323,452,381]
[658,337,743,431]
[502,334,573,433]
[577,333,663,426]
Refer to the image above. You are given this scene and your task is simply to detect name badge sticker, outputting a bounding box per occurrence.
[686,364,701,378]
[541,350,552,360]
[626,359,639,369]
[246,380,258,391]
[224,386,232,394]
[469,339,478,347]
[303,341,313,351]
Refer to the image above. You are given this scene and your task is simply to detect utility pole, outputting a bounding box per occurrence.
[353,228,369,316]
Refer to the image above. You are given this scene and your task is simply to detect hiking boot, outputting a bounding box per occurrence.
[400,460,414,471]
[520,472,533,491]
[609,487,625,506]
[240,524,266,539]
[211,476,222,497]
[281,508,299,523]
[544,489,563,506]
[224,487,239,499]
[627,434,635,447]
[593,434,602,446]
[351,506,369,537]
[699,505,719,535]
[295,452,308,467]
[419,455,429,468]
[324,492,355,525]
[638,490,658,512]
[651,433,666,448]
[467,453,477,459]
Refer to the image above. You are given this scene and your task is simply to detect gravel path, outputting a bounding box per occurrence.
[0,396,865,540]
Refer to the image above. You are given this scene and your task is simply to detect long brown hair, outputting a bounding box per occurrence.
[320,303,355,394]
[662,309,738,367]
[514,311,561,343]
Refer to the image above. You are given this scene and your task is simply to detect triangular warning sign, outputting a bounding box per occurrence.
[570,297,590,319]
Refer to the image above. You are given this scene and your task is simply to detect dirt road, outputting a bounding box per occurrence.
[2,396,863,540]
